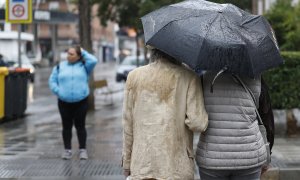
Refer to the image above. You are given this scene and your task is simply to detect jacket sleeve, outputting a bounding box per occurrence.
[122,75,134,170]
[48,66,59,96]
[82,50,98,75]
[258,77,275,153]
[185,75,208,132]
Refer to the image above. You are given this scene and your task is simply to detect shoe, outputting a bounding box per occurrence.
[61,149,72,160]
[79,149,88,160]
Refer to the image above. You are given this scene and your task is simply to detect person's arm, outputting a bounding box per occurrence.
[48,66,59,96]
[258,77,275,153]
[122,73,134,176]
[185,75,208,132]
[81,50,98,75]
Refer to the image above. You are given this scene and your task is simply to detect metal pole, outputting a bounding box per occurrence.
[32,24,38,56]
[18,24,22,68]
[51,24,57,66]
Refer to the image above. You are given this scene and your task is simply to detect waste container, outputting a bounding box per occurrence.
[0,67,8,120]
[4,68,30,119]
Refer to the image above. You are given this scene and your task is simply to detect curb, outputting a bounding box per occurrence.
[262,167,300,180]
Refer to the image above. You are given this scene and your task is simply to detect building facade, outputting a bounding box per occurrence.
[1,0,118,64]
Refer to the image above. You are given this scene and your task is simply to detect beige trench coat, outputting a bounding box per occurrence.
[122,59,208,180]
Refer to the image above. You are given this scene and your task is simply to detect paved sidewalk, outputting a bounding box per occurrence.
[0,62,299,179]
[0,62,125,179]
[261,136,300,180]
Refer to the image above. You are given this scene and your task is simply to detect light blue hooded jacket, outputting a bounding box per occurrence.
[48,50,97,103]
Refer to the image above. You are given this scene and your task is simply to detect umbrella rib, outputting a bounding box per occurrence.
[260,17,279,50]
[223,15,254,76]
[219,15,227,45]
[147,14,210,45]
[196,13,220,67]
[222,15,242,47]
[222,4,244,17]
[204,13,220,40]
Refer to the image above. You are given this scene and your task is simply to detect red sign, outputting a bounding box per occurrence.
[12,4,25,17]
[6,0,32,23]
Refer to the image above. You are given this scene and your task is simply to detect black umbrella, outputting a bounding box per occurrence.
[141,0,284,78]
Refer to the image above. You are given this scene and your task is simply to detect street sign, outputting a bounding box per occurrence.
[6,0,32,23]
[34,10,50,21]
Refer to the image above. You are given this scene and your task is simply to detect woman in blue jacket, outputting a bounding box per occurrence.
[49,45,97,160]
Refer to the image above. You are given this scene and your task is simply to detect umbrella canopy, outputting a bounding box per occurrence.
[141,0,284,78]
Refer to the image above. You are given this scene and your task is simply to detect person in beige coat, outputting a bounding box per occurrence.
[122,48,208,180]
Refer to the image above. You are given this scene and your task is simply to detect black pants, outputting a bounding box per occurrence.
[58,97,88,149]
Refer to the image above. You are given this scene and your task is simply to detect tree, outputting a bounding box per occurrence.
[208,0,252,11]
[97,0,142,65]
[282,2,300,51]
[264,0,300,51]
[139,0,182,18]
[96,0,183,65]
[78,0,92,52]
[78,0,95,110]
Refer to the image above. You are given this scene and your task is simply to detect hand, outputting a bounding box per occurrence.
[124,169,130,177]
[261,165,270,175]
[80,47,84,53]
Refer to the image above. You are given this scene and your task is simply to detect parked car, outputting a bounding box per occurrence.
[60,50,68,61]
[27,49,42,67]
[0,31,35,82]
[5,54,35,82]
[116,56,146,82]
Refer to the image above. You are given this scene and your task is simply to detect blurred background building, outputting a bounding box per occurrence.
[0,0,122,66]
[0,0,298,66]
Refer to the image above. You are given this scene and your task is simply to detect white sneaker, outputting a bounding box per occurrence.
[61,149,72,160]
[79,149,88,160]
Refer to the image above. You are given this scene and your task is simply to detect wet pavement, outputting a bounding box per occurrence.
[0,62,300,179]
[0,62,125,179]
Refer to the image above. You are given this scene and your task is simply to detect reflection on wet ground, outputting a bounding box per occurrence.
[0,64,126,179]
[0,103,124,177]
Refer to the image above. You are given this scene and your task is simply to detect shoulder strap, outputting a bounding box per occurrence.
[55,63,60,85]
[232,74,264,125]
[81,60,88,75]
[56,63,60,72]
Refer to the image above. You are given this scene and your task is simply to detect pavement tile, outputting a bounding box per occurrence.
[0,62,299,179]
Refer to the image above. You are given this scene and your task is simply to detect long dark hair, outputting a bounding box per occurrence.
[73,45,82,60]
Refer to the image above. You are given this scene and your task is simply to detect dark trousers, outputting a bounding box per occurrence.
[198,167,261,180]
[58,97,88,149]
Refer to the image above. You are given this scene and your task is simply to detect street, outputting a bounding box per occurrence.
[0,62,300,180]
[0,62,125,179]
[0,0,299,179]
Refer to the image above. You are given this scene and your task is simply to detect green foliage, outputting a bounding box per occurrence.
[282,3,300,51]
[70,0,97,4]
[208,0,252,11]
[96,0,125,27]
[264,0,300,51]
[263,51,300,109]
[139,0,182,16]
[95,0,251,30]
[96,0,183,30]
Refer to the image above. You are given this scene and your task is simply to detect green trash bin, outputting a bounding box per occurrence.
[4,68,29,119]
